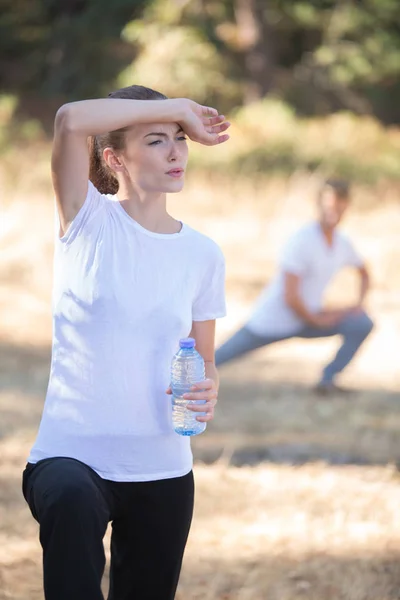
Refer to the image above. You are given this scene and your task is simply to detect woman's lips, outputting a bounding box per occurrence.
[166,169,184,178]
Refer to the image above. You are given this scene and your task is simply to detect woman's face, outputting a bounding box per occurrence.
[118,122,189,194]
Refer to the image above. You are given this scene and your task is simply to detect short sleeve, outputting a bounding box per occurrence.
[342,236,364,268]
[192,248,226,321]
[280,232,309,276]
[57,181,106,246]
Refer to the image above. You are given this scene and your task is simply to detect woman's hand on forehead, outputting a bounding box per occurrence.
[177,99,231,146]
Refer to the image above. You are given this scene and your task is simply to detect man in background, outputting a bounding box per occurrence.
[216,179,374,395]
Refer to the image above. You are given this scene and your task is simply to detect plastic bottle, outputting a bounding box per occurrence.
[170,337,206,436]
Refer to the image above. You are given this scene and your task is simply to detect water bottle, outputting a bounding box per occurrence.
[171,338,206,436]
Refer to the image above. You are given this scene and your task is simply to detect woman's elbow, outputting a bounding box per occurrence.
[54,103,77,134]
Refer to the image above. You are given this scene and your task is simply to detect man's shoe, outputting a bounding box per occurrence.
[313,382,354,396]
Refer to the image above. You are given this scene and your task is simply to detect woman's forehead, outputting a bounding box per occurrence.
[125,122,182,139]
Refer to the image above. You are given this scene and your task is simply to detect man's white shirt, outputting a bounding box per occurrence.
[247,222,364,337]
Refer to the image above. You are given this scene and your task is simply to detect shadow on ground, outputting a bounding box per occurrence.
[193,375,400,468]
[5,551,399,600]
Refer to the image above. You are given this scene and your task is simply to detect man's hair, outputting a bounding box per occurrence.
[320,178,350,200]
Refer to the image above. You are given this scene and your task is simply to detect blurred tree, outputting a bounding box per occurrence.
[0,0,149,130]
[124,0,400,123]
[286,0,400,123]
[0,0,399,129]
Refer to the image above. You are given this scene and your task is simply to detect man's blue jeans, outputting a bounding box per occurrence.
[215,311,374,384]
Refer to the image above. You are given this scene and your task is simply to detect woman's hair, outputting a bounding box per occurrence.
[89,85,167,194]
[320,178,350,201]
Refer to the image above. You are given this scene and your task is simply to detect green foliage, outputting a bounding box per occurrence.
[119,21,240,110]
[117,0,400,123]
[0,0,149,126]
[0,0,399,127]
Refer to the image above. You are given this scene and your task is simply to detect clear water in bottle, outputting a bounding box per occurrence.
[170,338,206,436]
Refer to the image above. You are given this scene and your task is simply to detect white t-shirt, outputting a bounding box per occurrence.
[247,222,364,337]
[28,182,226,482]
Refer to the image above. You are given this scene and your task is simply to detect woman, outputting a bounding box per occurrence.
[22,85,230,600]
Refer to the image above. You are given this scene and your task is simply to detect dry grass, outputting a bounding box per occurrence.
[1,163,400,599]
[177,463,400,600]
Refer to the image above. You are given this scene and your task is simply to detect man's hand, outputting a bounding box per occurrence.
[310,311,343,328]
[311,303,366,328]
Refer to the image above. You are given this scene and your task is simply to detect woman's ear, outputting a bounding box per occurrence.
[103,147,125,173]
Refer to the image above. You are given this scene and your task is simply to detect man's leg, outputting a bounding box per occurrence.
[321,311,374,384]
[215,325,286,367]
[22,457,111,600]
[299,311,374,386]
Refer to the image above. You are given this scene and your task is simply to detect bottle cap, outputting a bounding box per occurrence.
[179,337,196,349]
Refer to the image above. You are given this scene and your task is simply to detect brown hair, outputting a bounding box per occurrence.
[320,178,350,201]
[89,85,167,194]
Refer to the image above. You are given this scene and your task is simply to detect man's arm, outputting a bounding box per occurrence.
[343,235,370,311]
[284,272,342,328]
[355,265,370,308]
[278,231,337,328]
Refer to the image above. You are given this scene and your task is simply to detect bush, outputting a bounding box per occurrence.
[189,99,400,185]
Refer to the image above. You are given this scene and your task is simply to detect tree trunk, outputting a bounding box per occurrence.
[234,0,276,103]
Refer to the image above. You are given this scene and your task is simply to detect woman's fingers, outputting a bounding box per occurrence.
[199,114,231,145]
[186,402,215,421]
[201,105,219,117]
[184,379,218,404]
[183,392,217,410]
[181,102,230,146]
[215,133,230,144]
[168,379,218,400]
[192,402,215,422]
[206,121,231,135]
[185,395,217,408]
[168,378,218,424]
[203,128,230,146]
[191,378,214,390]
[189,123,230,146]
[184,385,218,404]
[196,413,214,423]
[186,380,217,396]
[202,114,226,126]
[183,387,217,398]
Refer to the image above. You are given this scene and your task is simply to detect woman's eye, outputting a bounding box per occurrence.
[148,137,186,145]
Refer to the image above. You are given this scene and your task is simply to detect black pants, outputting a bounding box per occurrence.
[22,457,194,600]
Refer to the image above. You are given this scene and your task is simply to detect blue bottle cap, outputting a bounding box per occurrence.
[179,337,196,349]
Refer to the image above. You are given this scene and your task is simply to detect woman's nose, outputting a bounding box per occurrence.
[168,141,180,162]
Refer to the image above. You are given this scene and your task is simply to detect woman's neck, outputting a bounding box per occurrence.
[116,184,181,235]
